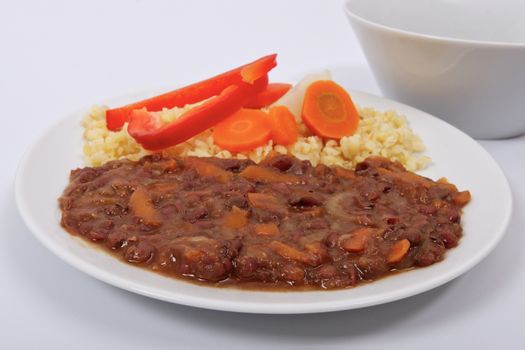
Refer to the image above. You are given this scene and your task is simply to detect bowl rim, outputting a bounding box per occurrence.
[344,0,525,48]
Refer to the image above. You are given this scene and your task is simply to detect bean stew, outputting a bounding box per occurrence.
[59,154,470,290]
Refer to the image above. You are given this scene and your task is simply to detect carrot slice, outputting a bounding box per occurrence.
[340,228,375,253]
[213,108,271,152]
[184,157,232,183]
[240,165,300,184]
[247,192,281,208]
[246,192,288,216]
[304,242,328,262]
[129,187,160,225]
[268,105,298,146]
[143,158,178,173]
[387,239,411,264]
[452,191,471,206]
[341,227,375,253]
[223,206,248,229]
[268,241,320,266]
[254,223,280,236]
[301,80,360,139]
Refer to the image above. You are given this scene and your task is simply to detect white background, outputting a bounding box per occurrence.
[1,0,524,348]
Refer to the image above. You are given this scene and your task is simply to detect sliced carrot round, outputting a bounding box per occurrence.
[301,80,360,139]
[268,105,298,146]
[387,239,411,264]
[213,108,271,152]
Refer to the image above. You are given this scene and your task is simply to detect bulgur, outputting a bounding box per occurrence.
[82,104,430,171]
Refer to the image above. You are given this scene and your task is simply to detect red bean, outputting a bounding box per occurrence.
[125,242,155,263]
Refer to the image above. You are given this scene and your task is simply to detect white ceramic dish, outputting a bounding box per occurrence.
[345,0,525,139]
[15,80,512,314]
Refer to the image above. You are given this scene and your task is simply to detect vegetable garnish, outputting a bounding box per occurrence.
[128,76,269,151]
[245,83,292,109]
[268,105,298,145]
[270,70,332,120]
[213,108,272,152]
[301,80,360,139]
[106,54,277,131]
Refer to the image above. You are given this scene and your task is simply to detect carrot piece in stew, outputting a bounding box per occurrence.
[129,187,160,225]
[240,165,300,184]
[387,239,411,264]
[340,228,375,253]
[268,241,320,266]
[453,191,471,206]
[223,206,248,229]
[254,223,280,236]
[247,192,288,216]
[184,157,232,183]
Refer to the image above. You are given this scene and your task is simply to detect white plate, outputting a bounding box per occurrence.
[15,78,512,314]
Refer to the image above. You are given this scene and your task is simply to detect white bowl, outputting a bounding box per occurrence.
[345,0,525,139]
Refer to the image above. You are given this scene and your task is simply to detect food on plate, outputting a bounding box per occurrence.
[82,55,429,170]
[63,54,468,291]
[301,80,360,139]
[244,83,292,109]
[59,154,470,289]
[213,108,272,152]
[267,105,298,146]
[105,54,277,132]
[83,101,429,170]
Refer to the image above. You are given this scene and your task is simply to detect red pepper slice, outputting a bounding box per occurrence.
[127,75,269,151]
[106,54,277,131]
[244,83,292,109]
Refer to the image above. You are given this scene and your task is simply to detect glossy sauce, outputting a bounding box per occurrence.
[59,154,470,290]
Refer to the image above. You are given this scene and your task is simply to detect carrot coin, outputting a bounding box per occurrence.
[268,105,298,145]
[213,108,272,152]
[301,80,360,139]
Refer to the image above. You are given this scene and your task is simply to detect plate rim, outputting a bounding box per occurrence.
[14,88,513,314]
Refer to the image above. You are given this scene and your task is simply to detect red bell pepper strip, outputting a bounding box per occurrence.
[244,83,292,109]
[106,54,277,131]
[127,75,269,151]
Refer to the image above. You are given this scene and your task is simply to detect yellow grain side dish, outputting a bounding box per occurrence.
[82,105,430,171]
[81,106,148,166]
